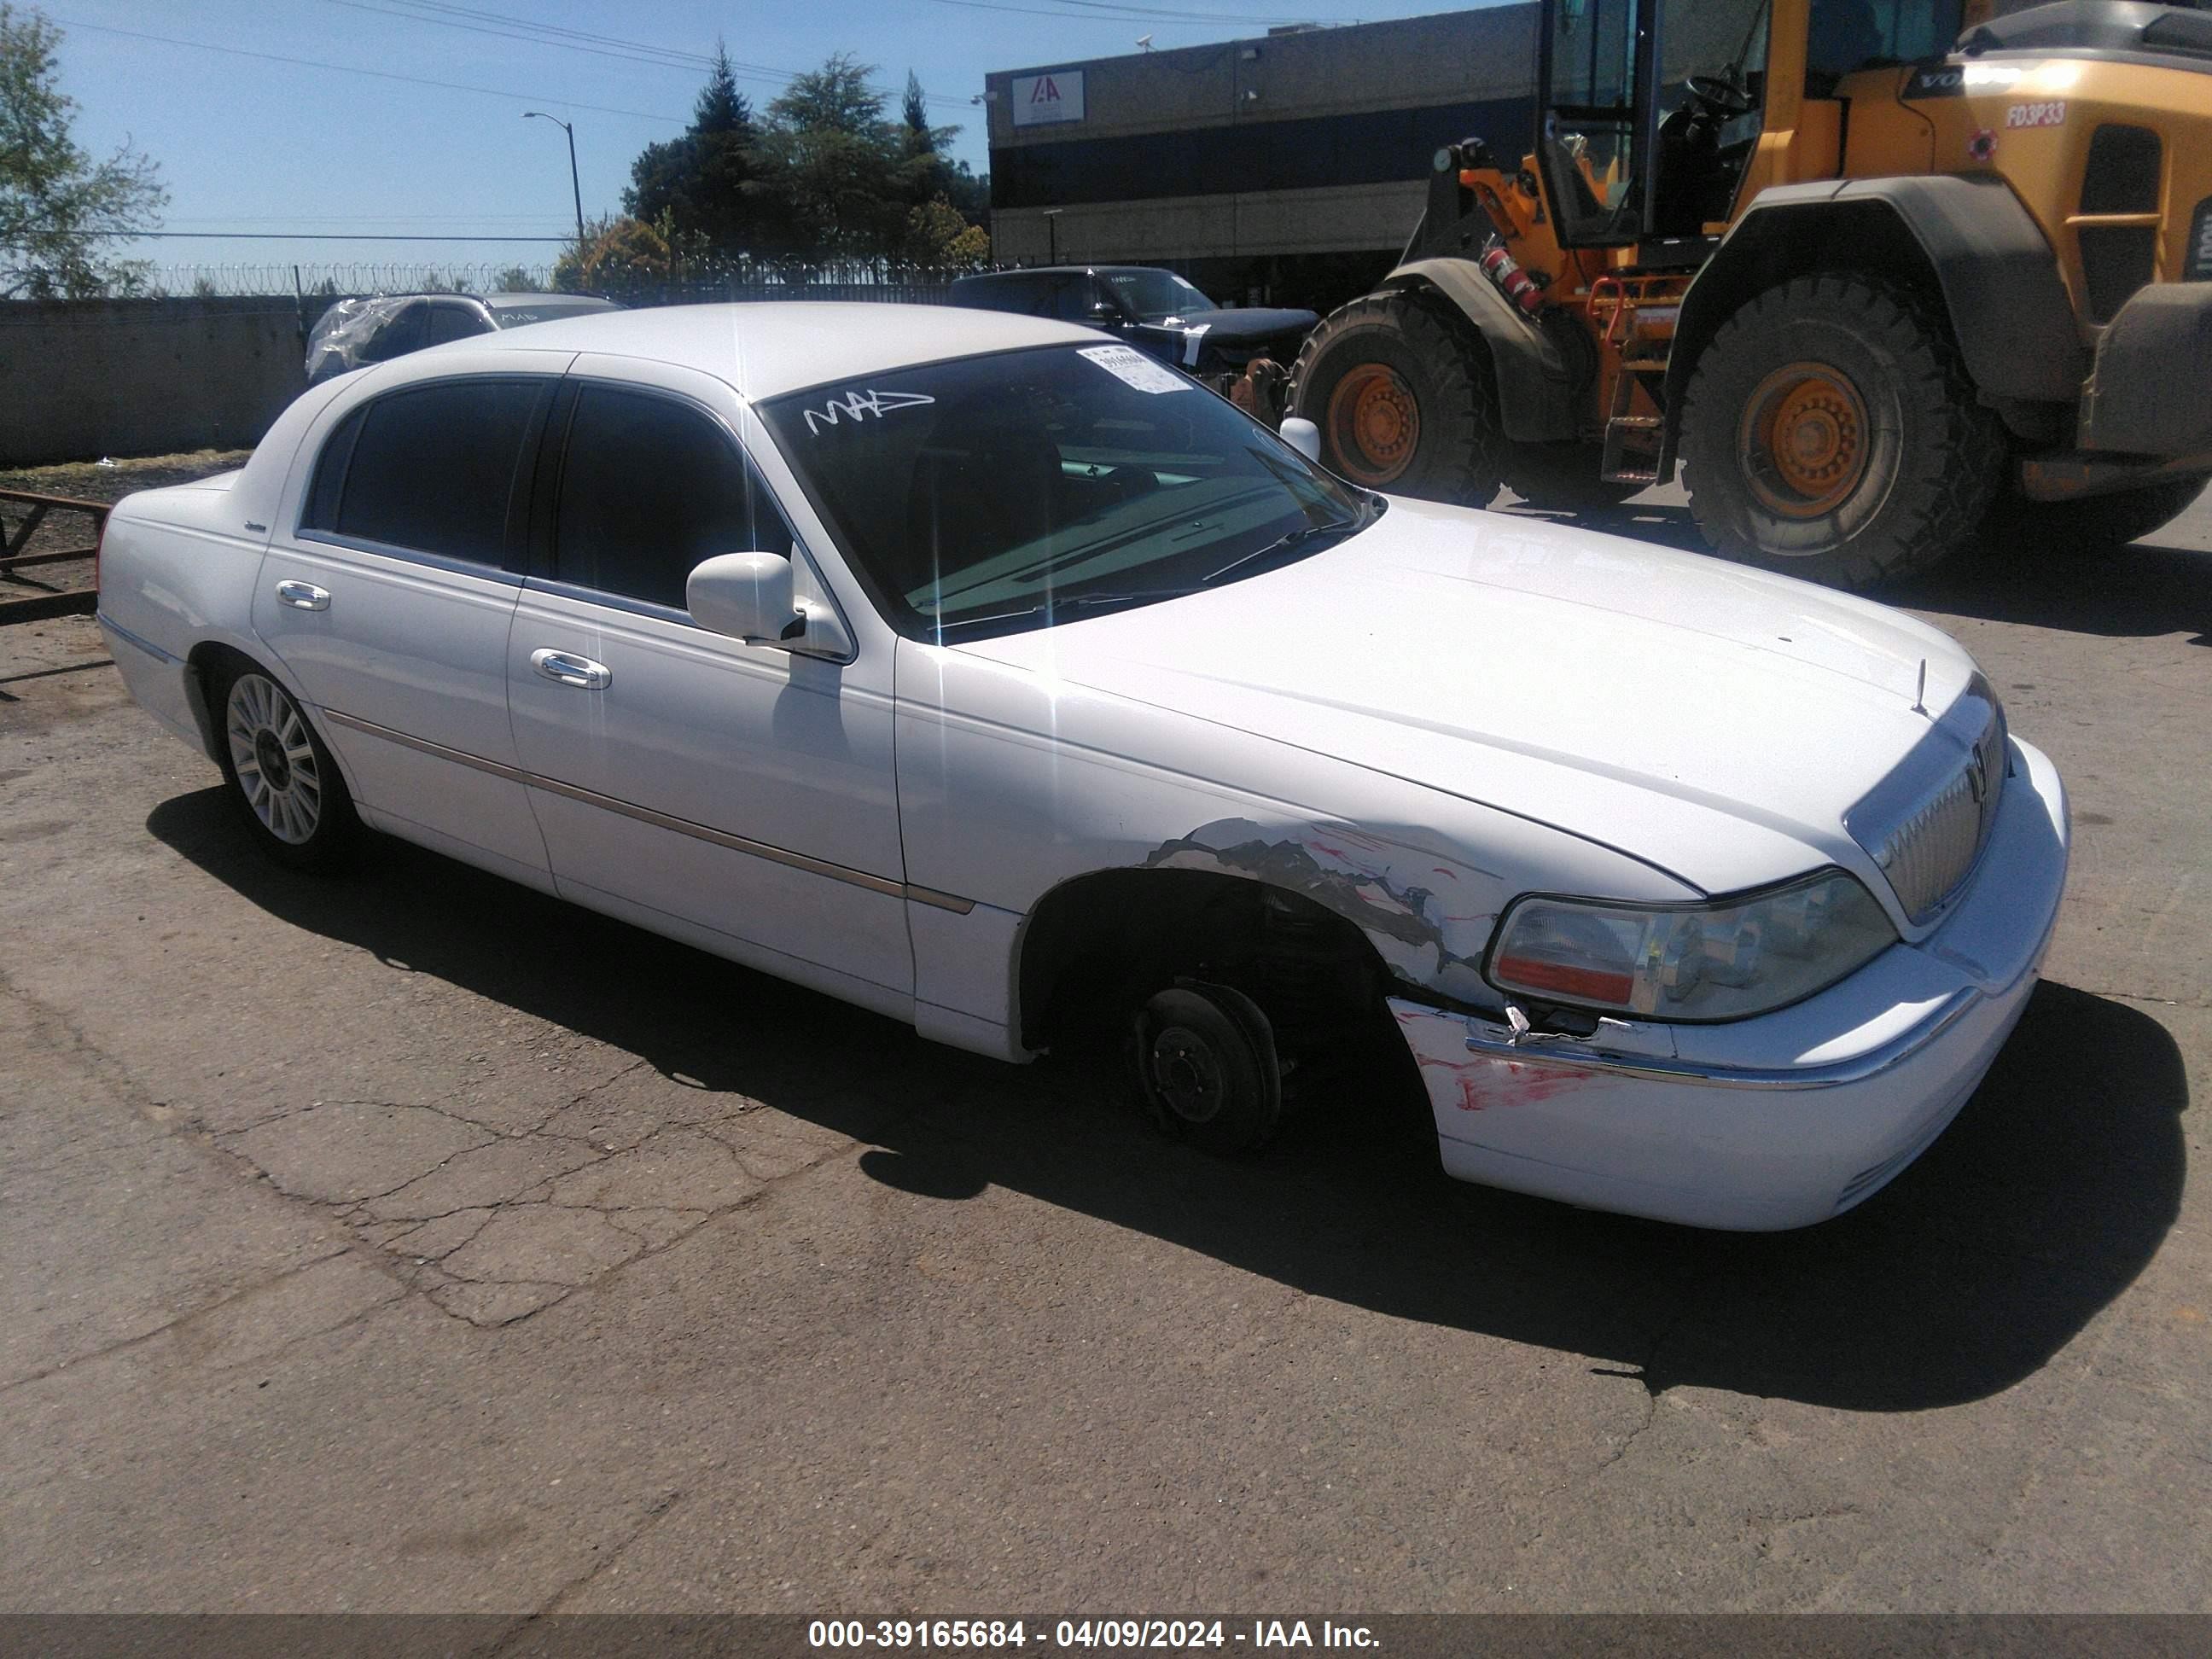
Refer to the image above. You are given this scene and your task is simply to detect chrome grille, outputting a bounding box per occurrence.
[1866,701,2005,924]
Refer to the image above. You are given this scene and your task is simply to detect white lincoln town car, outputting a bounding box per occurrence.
[96,303,2069,1230]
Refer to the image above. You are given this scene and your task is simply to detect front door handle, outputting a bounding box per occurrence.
[275,579,329,612]
[530,648,611,690]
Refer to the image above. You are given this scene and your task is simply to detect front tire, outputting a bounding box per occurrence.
[1680,273,2005,589]
[1130,983,1284,1155]
[212,663,359,871]
[1289,291,1506,506]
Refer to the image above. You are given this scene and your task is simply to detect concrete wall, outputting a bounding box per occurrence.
[0,297,313,468]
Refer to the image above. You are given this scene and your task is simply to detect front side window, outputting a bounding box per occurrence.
[306,378,543,565]
[1045,275,1102,323]
[759,343,1373,642]
[1808,1,1964,93]
[549,386,793,611]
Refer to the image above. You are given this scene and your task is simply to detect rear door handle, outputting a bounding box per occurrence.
[275,580,329,612]
[530,648,611,690]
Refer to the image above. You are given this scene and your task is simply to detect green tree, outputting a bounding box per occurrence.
[625,41,790,263]
[751,54,913,260]
[493,264,544,293]
[0,4,166,298]
[905,193,988,271]
[553,213,672,299]
[619,49,987,271]
[900,72,934,160]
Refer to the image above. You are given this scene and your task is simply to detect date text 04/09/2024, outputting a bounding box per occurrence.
[806,1621,1381,1650]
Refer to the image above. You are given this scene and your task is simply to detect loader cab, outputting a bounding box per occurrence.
[1536,0,1970,247]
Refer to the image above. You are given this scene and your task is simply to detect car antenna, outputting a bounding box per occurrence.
[1912,657,1928,717]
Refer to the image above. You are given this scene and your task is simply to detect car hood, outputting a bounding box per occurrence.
[1134,308,1318,358]
[952,498,1985,902]
[1167,306,1318,341]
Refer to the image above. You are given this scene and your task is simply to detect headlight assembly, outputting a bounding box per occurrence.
[1486,870,1899,1022]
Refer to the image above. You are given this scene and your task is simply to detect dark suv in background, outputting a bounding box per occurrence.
[949,265,1316,419]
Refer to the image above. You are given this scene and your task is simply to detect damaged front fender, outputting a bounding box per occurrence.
[1145,816,1506,1005]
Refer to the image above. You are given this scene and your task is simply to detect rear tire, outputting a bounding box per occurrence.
[1984,474,2207,554]
[210,661,360,872]
[1680,273,2006,589]
[1289,291,1506,506]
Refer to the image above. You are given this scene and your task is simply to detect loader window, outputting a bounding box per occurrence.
[1807,1,1965,93]
[1540,0,1647,244]
[1542,0,1772,244]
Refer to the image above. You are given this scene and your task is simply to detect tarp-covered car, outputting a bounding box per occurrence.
[304,292,622,384]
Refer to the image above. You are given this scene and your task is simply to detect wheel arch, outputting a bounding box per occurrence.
[1375,259,1580,444]
[1665,177,2086,466]
[182,639,262,765]
[183,638,364,803]
[1013,865,1397,1054]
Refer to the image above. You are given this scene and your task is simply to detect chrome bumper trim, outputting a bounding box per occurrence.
[96,613,181,666]
[1461,988,1982,1091]
[322,707,975,915]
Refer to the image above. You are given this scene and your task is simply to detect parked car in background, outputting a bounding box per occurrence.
[950,265,1317,419]
[304,292,621,384]
[98,302,2067,1231]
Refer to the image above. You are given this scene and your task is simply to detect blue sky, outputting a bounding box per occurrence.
[44,0,1470,285]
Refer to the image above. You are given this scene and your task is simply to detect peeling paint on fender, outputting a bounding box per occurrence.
[1147,816,1505,1003]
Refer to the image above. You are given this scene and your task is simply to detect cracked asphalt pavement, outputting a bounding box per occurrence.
[3,483,2208,1613]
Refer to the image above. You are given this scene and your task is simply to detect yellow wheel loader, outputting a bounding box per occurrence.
[1287,0,2212,586]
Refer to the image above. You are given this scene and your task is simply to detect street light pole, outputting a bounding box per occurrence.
[523,112,585,247]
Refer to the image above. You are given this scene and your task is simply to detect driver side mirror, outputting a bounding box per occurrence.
[687,552,852,659]
[1088,300,1122,323]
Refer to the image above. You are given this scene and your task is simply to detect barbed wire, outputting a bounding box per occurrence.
[134,257,976,297]
[141,262,556,296]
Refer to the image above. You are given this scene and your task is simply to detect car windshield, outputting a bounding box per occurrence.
[1101,270,1219,322]
[759,343,1372,641]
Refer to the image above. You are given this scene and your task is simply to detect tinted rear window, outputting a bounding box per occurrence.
[319,380,543,564]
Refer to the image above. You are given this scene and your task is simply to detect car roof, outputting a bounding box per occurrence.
[479,292,620,311]
[466,300,1098,399]
[954,265,1171,282]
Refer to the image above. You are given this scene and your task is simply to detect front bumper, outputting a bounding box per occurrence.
[1388,737,2069,1231]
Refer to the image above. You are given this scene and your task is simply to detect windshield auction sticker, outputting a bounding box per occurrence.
[1079,344,1190,395]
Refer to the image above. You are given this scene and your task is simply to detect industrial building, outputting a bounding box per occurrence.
[983,5,1541,310]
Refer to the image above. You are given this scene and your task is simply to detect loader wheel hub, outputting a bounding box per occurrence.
[1327,364,1421,486]
[1740,365,1869,520]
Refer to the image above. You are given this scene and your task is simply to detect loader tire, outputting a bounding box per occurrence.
[1289,291,1506,506]
[1984,474,2208,555]
[1680,273,2006,590]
